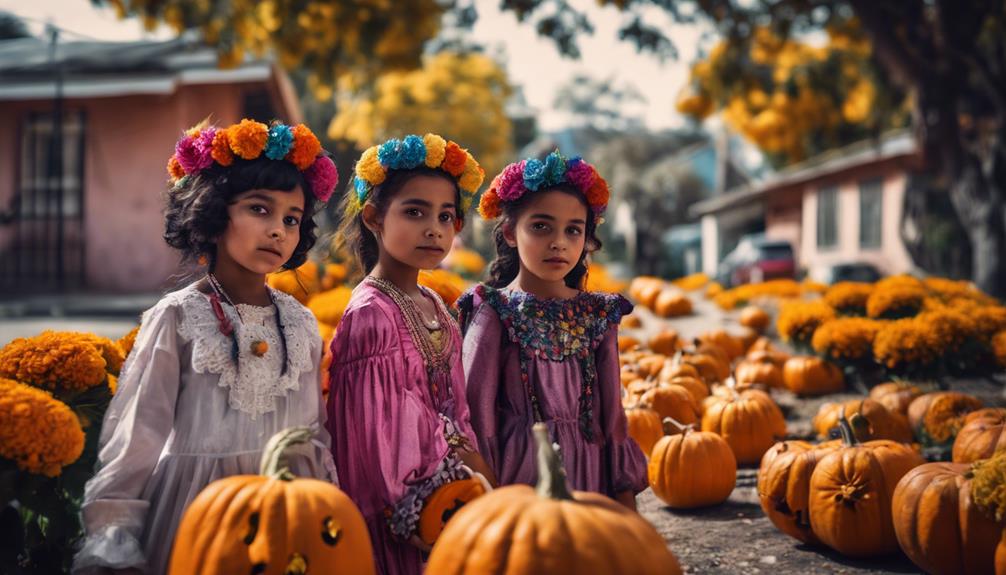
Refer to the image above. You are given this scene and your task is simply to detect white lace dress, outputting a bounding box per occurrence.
[72,282,334,575]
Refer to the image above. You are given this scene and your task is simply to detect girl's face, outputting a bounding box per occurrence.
[217,187,305,275]
[366,174,458,271]
[505,190,588,285]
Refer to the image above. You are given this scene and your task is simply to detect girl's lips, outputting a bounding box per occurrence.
[544,258,569,264]
[259,247,283,257]
[417,246,445,253]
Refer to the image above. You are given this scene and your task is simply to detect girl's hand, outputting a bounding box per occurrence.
[407,534,433,554]
[456,449,498,488]
[615,490,637,511]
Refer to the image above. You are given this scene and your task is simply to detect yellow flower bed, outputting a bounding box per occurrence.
[705,281,724,298]
[321,263,348,290]
[714,279,804,310]
[865,282,926,319]
[443,247,486,278]
[419,269,468,307]
[0,378,84,477]
[0,331,110,392]
[777,300,836,344]
[671,272,709,291]
[307,286,354,327]
[811,317,883,361]
[267,261,321,305]
[585,263,628,294]
[873,318,942,370]
[917,307,979,354]
[823,282,873,314]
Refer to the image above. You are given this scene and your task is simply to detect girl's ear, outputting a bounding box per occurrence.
[361,203,382,234]
[502,221,517,248]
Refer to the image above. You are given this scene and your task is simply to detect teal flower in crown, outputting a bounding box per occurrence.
[399,135,427,168]
[543,150,567,186]
[378,139,403,169]
[264,124,294,160]
[523,159,545,191]
[354,176,370,204]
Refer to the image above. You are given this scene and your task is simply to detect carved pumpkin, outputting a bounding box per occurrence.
[739,306,770,333]
[640,384,700,429]
[419,476,489,546]
[893,460,1004,575]
[649,417,737,508]
[654,290,693,318]
[169,427,375,575]
[758,439,842,545]
[617,335,641,353]
[808,409,925,557]
[782,356,844,396]
[625,405,664,457]
[953,408,1006,464]
[620,314,643,329]
[701,385,787,465]
[812,399,914,443]
[426,424,684,574]
[648,329,680,356]
[869,381,923,416]
[734,355,783,389]
[908,392,984,448]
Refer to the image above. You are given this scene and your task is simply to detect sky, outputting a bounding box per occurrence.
[1,0,709,132]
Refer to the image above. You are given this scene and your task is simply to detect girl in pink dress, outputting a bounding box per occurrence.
[327,135,494,575]
[458,152,646,509]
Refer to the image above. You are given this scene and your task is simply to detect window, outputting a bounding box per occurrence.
[859,178,883,248]
[18,111,85,219]
[816,186,838,248]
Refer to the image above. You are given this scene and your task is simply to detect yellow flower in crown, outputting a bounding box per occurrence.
[348,134,484,224]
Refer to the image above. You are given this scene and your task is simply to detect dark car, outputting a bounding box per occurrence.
[809,262,883,284]
[717,236,796,287]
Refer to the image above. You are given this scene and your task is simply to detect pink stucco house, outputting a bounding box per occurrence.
[691,131,920,281]
[0,35,301,294]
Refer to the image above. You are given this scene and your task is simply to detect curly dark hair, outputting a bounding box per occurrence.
[486,183,601,290]
[334,166,464,277]
[163,158,319,270]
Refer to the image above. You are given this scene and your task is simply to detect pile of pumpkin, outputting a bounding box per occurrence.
[628,277,694,318]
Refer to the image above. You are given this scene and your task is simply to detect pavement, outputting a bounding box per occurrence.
[0,292,155,346]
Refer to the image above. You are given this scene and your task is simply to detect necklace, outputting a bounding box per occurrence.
[206,273,288,373]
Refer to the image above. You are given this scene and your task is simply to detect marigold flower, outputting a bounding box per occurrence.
[0,378,84,477]
[776,300,836,344]
[81,334,125,376]
[442,141,468,176]
[228,119,269,160]
[355,146,386,185]
[971,450,1006,521]
[423,133,447,168]
[713,279,803,310]
[307,286,354,327]
[923,393,983,442]
[585,173,610,209]
[866,283,926,319]
[478,189,501,220]
[167,156,185,180]
[811,317,883,361]
[873,318,941,370]
[0,331,108,392]
[823,282,873,315]
[117,326,140,360]
[459,155,484,193]
[267,261,320,305]
[419,269,466,308]
[287,124,322,169]
[210,129,234,166]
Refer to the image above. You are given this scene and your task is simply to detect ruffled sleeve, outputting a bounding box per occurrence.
[460,290,504,475]
[596,322,647,495]
[326,297,465,540]
[73,300,182,573]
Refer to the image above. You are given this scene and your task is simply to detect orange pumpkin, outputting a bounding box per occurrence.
[869,382,923,416]
[664,376,709,407]
[701,385,787,465]
[635,354,667,379]
[736,327,760,354]
[953,408,1006,463]
[734,355,783,389]
[812,399,914,443]
[620,314,643,329]
[893,460,1004,575]
[628,276,662,302]
[739,306,770,333]
[783,356,844,396]
[649,417,736,508]
[746,348,789,369]
[426,424,684,574]
[758,440,842,545]
[908,392,984,447]
[658,356,701,382]
[640,384,700,429]
[169,427,375,575]
[625,405,665,457]
[808,409,925,557]
[648,329,680,355]
[419,477,489,546]
[654,290,693,317]
[617,335,641,353]
[697,330,744,361]
[684,350,729,384]
[637,283,664,311]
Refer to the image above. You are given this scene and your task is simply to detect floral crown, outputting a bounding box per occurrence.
[166,119,339,203]
[478,150,610,223]
[348,134,485,220]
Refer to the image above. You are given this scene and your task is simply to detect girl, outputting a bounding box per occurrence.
[458,151,646,509]
[327,134,494,575]
[73,119,339,575]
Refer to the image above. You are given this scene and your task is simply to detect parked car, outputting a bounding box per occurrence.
[717,236,796,288]
[808,262,883,284]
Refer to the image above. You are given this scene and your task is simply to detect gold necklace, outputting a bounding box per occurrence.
[365,276,453,377]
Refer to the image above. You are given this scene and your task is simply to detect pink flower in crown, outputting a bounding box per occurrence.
[175,132,214,174]
[496,160,528,201]
[305,156,339,202]
[565,159,596,193]
[195,128,217,155]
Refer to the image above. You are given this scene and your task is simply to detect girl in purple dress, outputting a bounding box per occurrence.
[458,152,646,509]
[327,135,494,575]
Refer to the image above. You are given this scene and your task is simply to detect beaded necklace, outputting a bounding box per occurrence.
[206,273,288,375]
[365,276,453,382]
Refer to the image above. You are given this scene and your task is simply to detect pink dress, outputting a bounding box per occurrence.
[326,279,475,575]
[458,285,646,496]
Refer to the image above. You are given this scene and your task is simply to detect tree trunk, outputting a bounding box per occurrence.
[946,147,1006,299]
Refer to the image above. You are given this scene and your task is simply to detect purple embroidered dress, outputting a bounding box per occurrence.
[326,279,475,575]
[458,285,646,497]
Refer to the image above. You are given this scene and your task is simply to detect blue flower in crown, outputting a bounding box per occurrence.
[399,134,427,168]
[523,158,546,191]
[354,176,370,203]
[543,150,567,186]
[378,138,404,169]
[264,124,294,160]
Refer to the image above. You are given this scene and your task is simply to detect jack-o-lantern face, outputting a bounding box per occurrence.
[417,477,488,546]
[169,428,376,575]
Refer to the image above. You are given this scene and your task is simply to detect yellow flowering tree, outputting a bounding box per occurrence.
[329,51,514,179]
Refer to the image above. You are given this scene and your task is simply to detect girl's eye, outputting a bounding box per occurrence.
[531,222,550,232]
[439,212,456,223]
[567,227,583,236]
[284,216,300,227]
[405,208,423,218]
[250,204,268,215]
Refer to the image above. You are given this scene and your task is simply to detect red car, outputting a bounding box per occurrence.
[719,237,796,287]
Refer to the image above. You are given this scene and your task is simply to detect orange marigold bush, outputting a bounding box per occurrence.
[81,334,125,376]
[776,300,836,345]
[811,317,883,361]
[419,269,468,307]
[923,393,984,443]
[307,286,354,327]
[916,307,979,355]
[971,450,1006,521]
[267,260,321,305]
[0,331,109,392]
[0,378,85,477]
[866,282,926,319]
[873,318,942,371]
[823,282,873,315]
[973,305,1006,338]
[994,331,1006,368]
[117,326,140,360]
[714,279,804,310]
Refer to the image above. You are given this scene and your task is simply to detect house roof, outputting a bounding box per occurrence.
[0,33,299,119]
[689,130,917,218]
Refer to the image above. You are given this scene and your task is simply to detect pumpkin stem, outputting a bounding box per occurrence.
[533,423,574,501]
[836,406,859,447]
[672,350,683,365]
[725,377,740,399]
[662,416,692,436]
[260,426,315,481]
